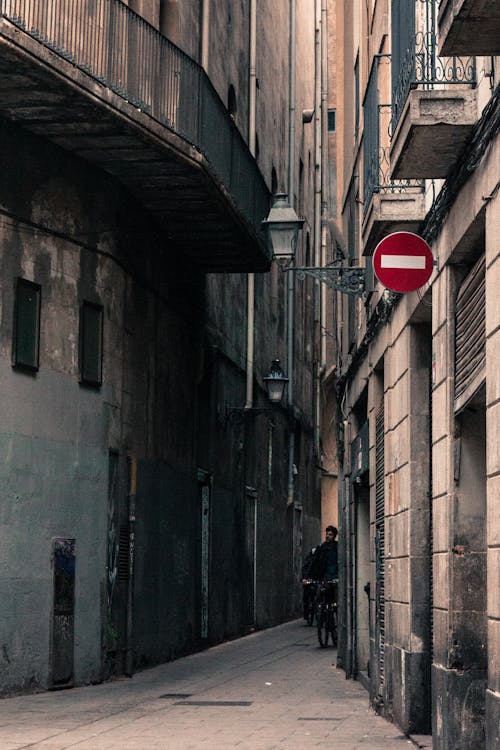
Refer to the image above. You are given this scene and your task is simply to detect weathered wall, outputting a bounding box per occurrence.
[0,0,321,694]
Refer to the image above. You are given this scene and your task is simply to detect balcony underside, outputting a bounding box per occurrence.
[438,0,500,56]
[362,190,426,257]
[390,88,477,179]
[0,21,270,273]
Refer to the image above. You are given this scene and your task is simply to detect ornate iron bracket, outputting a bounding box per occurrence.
[283,266,366,297]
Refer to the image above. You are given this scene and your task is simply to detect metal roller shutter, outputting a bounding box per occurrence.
[375,404,385,694]
[455,254,485,412]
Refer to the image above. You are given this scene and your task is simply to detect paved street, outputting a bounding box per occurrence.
[0,620,428,750]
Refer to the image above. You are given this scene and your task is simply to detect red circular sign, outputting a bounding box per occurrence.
[372,232,434,293]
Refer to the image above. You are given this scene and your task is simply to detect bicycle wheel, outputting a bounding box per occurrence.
[306,593,315,626]
[330,607,338,645]
[317,608,329,648]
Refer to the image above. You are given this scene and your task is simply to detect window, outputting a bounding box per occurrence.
[80,301,103,387]
[328,109,336,132]
[13,278,41,371]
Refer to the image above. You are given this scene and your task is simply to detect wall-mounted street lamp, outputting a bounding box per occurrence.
[226,359,288,424]
[261,193,304,263]
[262,359,289,403]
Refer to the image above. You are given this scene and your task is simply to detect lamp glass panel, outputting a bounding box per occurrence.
[267,380,286,403]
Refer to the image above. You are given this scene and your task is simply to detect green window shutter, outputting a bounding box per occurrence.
[80,301,103,386]
[14,278,41,370]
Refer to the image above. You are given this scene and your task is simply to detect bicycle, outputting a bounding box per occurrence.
[316,579,338,648]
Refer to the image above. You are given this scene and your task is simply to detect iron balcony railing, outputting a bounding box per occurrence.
[0,0,270,238]
[363,60,424,216]
[391,0,476,133]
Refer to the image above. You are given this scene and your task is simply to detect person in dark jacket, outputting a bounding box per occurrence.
[308,526,338,606]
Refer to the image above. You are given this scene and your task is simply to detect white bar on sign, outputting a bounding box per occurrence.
[380,254,426,270]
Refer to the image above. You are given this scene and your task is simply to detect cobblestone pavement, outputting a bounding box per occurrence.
[0,620,430,749]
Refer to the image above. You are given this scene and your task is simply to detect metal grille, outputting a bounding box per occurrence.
[0,0,270,233]
[363,57,424,215]
[455,254,486,404]
[391,0,476,133]
[375,404,385,692]
[117,523,130,581]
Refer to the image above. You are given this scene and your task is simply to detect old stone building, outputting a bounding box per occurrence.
[324,0,499,748]
[0,0,322,693]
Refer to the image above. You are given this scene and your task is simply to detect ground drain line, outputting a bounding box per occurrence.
[174,700,253,707]
[159,693,193,699]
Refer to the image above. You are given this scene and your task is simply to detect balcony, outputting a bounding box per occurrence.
[0,0,271,272]
[390,0,476,180]
[438,0,500,56]
[362,67,425,255]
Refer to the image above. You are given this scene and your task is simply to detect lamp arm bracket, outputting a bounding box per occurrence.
[283,266,366,297]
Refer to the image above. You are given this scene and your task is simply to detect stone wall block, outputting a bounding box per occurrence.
[485,689,500,749]
[433,551,450,610]
[451,610,488,671]
[432,607,449,666]
[432,326,452,392]
[410,556,431,640]
[387,509,409,559]
[487,474,500,547]
[432,664,487,750]
[432,494,451,553]
[486,335,500,407]
[487,618,500,693]
[452,549,487,613]
[487,547,500,620]
[387,333,409,389]
[432,380,451,444]
[487,401,500,475]
[387,556,410,603]
[432,436,453,499]
[409,507,431,557]
[389,601,411,650]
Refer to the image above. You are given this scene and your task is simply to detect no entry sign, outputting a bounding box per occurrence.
[373,232,434,293]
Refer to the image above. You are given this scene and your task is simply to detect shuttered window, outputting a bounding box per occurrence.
[80,301,103,387]
[455,254,485,412]
[13,278,41,371]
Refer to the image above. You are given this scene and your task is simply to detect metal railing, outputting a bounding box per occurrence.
[391,0,476,133]
[363,60,424,215]
[0,0,270,238]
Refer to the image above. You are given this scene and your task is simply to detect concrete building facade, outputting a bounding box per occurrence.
[324,0,499,747]
[0,0,322,694]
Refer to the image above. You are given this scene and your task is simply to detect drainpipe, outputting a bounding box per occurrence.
[345,473,353,678]
[287,0,297,506]
[201,0,210,70]
[320,0,328,368]
[245,0,257,410]
[313,0,322,461]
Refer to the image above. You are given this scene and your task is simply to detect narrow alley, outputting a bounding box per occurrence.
[0,620,429,750]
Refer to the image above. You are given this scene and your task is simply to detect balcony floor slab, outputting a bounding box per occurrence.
[390,88,477,180]
[0,18,270,273]
[362,190,426,257]
[438,0,500,56]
